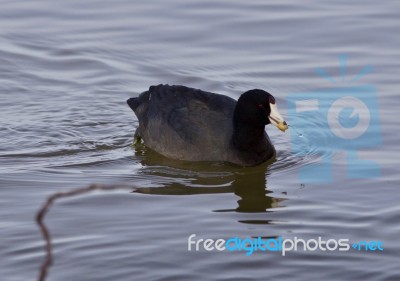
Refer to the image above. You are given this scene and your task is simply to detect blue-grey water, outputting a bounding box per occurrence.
[1,0,399,280]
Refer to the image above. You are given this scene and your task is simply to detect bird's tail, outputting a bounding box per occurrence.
[126,97,139,111]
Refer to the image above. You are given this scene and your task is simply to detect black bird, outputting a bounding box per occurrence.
[127,84,288,166]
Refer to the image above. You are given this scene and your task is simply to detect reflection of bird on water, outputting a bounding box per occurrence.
[132,145,284,214]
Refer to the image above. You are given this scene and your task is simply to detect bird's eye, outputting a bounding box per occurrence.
[257,104,264,109]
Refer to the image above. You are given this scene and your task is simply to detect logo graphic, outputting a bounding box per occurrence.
[187,234,384,256]
[286,55,381,183]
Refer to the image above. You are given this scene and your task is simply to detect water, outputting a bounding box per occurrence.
[1,0,399,280]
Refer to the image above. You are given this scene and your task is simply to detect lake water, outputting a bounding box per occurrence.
[1,0,399,280]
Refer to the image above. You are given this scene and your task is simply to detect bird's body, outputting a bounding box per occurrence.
[127,84,287,166]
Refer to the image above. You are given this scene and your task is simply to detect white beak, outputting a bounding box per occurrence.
[268,103,288,132]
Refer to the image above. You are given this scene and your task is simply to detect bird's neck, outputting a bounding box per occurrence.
[231,122,273,165]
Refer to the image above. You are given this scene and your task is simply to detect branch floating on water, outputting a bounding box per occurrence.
[36,184,134,281]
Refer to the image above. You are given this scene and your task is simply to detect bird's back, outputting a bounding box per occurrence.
[127,84,237,162]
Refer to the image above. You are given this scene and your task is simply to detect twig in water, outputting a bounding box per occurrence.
[36,184,133,281]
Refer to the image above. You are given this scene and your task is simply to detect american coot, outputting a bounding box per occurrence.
[127,84,288,166]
